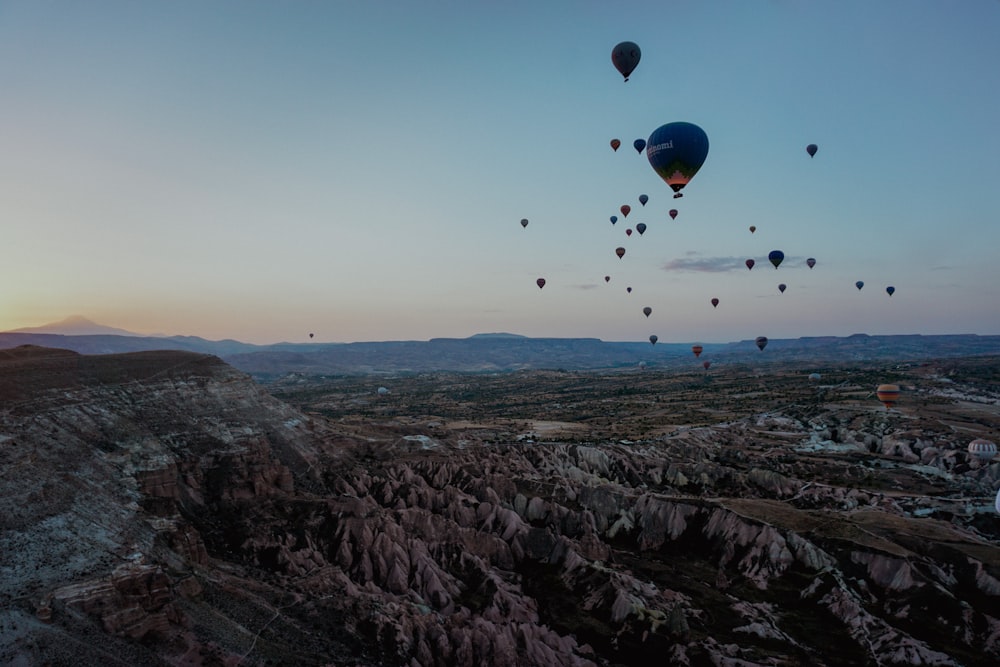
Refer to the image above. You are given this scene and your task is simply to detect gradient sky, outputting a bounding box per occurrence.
[2,1,998,345]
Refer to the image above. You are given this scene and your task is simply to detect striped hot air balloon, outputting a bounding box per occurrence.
[875,384,900,409]
[968,439,997,462]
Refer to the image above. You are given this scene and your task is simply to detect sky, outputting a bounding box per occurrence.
[1,1,999,345]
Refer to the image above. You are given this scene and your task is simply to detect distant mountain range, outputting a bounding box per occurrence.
[2,318,999,378]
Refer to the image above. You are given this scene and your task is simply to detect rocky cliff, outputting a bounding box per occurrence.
[1,346,998,666]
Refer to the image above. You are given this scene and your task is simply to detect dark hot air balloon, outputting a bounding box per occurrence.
[876,384,899,409]
[604,275,611,283]
[806,257,816,269]
[711,298,719,308]
[625,228,632,237]
[746,259,755,270]
[669,209,678,220]
[610,138,621,152]
[778,283,786,293]
[768,250,784,269]
[806,143,818,157]
[639,194,648,206]
[636,222,647,235]
[692,345,703,357]
[626,286,632,293]
[610,215,618,225]
[620,204,631,218]
[642,306,652,317]
[856,281,865,290]
[633,138,646,154]
[616,247,626,259]
[649,334,658,345]
[703,360,711,370]
[520,218,529,228]
[536,278,546,289]
[749,225,756,234]
[755,336,768,351]
[886,286,895,296]
[309,333,314,339]
[611,41,641,81]
[646,121,709,198]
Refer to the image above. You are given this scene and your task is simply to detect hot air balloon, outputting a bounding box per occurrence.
[636,222,647,235]
[749,225,756,234]
[711,298,719,308]
[856,281,864,290]
[616,247,626,259]
[746,259,755,270]
[626,287,632,293]
[605,275,611,283]
[625,228,633,237]
[610,215,618,225]
[520,218,529,228]
[806,144,818,157]
[639,194,649,206]
[876,384,899,409]
[703,360,711,370]
[620,205,631,218]
[768,250,784,269]
[633,138,646,154]
[646,121,709,198]
[669,209,678,220]
[967,439,997,462]
[806,257,816,269]
[649,335,658,345]
[886,286,895,296]
[755,336,768,351]
[778,284,786,293]
[808,373,821,381]
[377,387,389,396]
[643,306,652,317]
[536,278,546,289]
[692,345,703,357]
[309,333,314,339]
[638,361,647,370]
[611,138,621,152]
[611,41,641,81]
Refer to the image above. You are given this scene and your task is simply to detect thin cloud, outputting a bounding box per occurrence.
[661,256,746,273]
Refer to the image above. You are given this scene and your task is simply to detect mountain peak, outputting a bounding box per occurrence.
[7,315,140,337]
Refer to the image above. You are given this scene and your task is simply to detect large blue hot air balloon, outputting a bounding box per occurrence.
[768,250,784,269]
[612,42,641,81]
[646,122,709,198]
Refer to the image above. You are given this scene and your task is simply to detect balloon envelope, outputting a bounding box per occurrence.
[536,278,546,289]
[755,336,768,351]
[649,335,658,345]
[886,286,895,296]
[806,257,816,269]
[967,439,997,462]
[309,333,314,339]
[626,287,632,293]
[611,41,641,81]
[611,138,621,152]
[636,222,647,235]
[768,250,784,269]
[749,225,756,234]
[876,384,899,409]
[625,228,632,237]
[620,205,631,217]
[643,306,652,317]
[856,281,865,290]
[809,373,821,381]
[646,122,709,195]
[604,275,611,283]
[639,194,649,206]
[778,283,786,293]
[520,218,529,228]
[746,259,755,270]
[702,361,711,370]
[669,209,678,220]
[806,143,818,157]
[616,247,626,259]
[610,215,618,225]
[692,345,703,357]
[711,298,719,308]
[633,138,646,154]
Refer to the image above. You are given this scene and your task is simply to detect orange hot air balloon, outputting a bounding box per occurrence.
[611,138,621,152]
[875,384,900,409]
[749,225,756,233]
[536,278,546,289]
[669,209,678,220]
[616,247,626,259]
[711,297,719,308]
[642,306,652,317]
[620,205,631,218]
[692,345,703,357]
